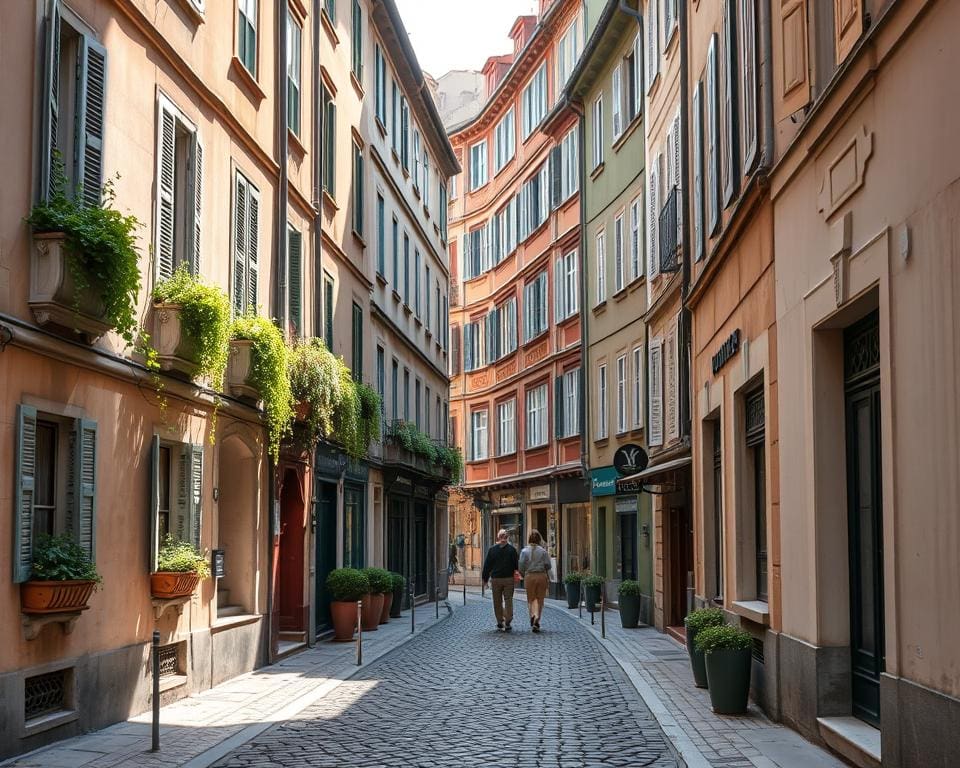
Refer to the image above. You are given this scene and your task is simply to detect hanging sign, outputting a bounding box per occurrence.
[614,444,648,477]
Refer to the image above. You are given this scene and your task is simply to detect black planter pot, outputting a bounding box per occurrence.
[704,647,752,714]
[564,581,581,608]
[583,583,602,613]
[686,628,709,688]
[619,594,641,628]
[390,585,404,618]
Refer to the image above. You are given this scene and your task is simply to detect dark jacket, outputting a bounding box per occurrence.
[481,542,519,581]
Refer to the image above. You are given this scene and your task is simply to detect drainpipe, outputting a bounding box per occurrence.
[618,0,641,26]
[678,0,692,442]
[276,0,289,327]
[576,103,588,484]
[313,0,324,340]
[758,0,775,170]
[266,457,276,664]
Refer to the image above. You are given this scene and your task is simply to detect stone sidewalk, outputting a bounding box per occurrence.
[2,602,451,768]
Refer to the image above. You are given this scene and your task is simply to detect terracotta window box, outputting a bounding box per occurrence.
[225,339,260,401]
[150,571,201,600]
[152,302,200,379]
[21,579,96,614]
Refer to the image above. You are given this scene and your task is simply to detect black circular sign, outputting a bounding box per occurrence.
[613,444,648,477]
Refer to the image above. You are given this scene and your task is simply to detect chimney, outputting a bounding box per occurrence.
[482,54,515,96]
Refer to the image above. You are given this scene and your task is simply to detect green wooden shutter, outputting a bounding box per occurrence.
[189,444,203,548]
[324,277,334,350]
[72,418,98,561]
[157,100,176,280]
[554,376,563,439]
[77,36,107,207]
[189,135,203,275]
[149,435,160,571]
[288,228,302,336]
[40,1,61,202]
[247,185,259,313]
[233,173,247,314]
[14,405,38,583]
[175,445,189,540]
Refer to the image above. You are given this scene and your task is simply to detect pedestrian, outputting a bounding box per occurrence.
[481,529,520,632]
[519,530,551,633]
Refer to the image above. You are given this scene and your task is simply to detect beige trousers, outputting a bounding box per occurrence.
[490,577,515,625]
[525,572,548,622]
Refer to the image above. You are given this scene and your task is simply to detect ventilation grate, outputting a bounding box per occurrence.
[158,644,180,678]
[752,637,765,664]
[24,670,67,721]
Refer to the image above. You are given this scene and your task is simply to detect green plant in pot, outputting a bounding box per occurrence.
[435,445,464,484]
[563,571,583,609]
[389,572,407,618]
[325,568,370,642]
[582,574,604,613]
[152,535,210,599]
[361,567,394,626]
[695,625,753,714]
[21,534,102,614]
[684,607,725,688]
[617,579,643,629]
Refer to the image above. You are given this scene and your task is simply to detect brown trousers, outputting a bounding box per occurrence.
[525,572,548,622]
[490,577,515,625]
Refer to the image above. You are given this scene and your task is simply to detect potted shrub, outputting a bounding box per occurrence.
[151,536,211,599]
[563,571,583,608]
[152,265,231,384]
[684,607,725,688]
[229,316,294,461]
[21,534,102,614]
[617,580,643,628]
[325,568,369,641]
[360,568,393,626]
[389,572,406,618]
[582,574,604,613]
[26,163,141,345]
[696,625,753,714]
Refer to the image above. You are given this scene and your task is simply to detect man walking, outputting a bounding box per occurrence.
[481,529,519,631]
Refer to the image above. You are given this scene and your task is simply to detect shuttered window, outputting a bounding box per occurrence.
[632,345,644,428]
[630,198,642,281]
[376,194,386,276]
[525,384,548,448]
[238,0,257,75]
[835,0,863,64]
[775,0,810,121]
[648,341,664,447]
[400,97,409,169]
[596,364,608,440]
[522,271,548,342]
[616,355,627,434]
[391,359,399,421]
[706,34,720,236]
[614,214,625,292]
[645,0,659,92]
[595,230,606,305]
[592,95,604,169]
[721,0,739,207]
[149,437,203,571]
[647,159,660,279]
[288,227,302,337]
[232,170,260,316]
[555,250,578,322]
[612,64,623,140]
[497,400,516,456]
[556,368,581,439]
[494,109,515,174]
[352,302,363,381]
[321,86,336,196]
[351,0,362,77]
[469,140,488,190]
[324,272,334,350]
[470,410,488,461]
[352,141,364,235]
[739,0,758,173]
[522,63,548,139]
[666,319,679,440]
[374,44,386,126]
[287,12,301,135]
[693,79,705,262]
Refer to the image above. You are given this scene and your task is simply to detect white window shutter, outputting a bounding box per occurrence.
[648,342,663,446]
[665,327,677,440]
[693,80,704,262]
[646,2,658,92]
[233,173,247,315]
[190,444,203,548]
[673,111,682,240]
[189,135,203,275]
[77,36,108,207]
[149,435,160,572]
[41,3,61,202]
[648,161,660,279]
[247,184,259,313]
[157,101,176,281]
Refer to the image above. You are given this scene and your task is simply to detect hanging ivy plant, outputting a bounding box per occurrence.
[435,445,464,484]
[231,315,294,461]
[386,420,461,483]
[154,265,231,389]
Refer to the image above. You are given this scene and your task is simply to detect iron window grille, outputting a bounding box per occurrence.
[24,670,68,721]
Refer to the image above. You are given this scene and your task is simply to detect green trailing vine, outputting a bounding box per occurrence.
[231,315,294,461]
[386,421,463,483]
[26,155,142,345]
[156,535,211,578]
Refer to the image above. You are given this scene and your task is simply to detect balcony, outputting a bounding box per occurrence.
[383,420,456,483]
[658,187,681,274]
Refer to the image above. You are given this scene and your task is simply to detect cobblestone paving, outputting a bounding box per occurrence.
[215,603,679,768]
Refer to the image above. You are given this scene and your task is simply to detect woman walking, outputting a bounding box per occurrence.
[519,530,551,633]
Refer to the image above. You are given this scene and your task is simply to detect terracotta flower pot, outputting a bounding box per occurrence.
[21,580,96,614]
[150,572,201,599]
[330,600,359,642]
[226,339,259,400]
[379,591,393,624]
[360,593,384,631]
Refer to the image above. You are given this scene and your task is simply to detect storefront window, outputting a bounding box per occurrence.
[564,504,591,574]
[614,497,638,580]
[343,487,365,568]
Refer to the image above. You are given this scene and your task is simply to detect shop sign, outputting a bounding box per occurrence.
[615,497,638,514]
[528,484,550,501]
[499,492,520,506]
[590,467,618,496]
[613,444,648,477]
[712,329,741,374]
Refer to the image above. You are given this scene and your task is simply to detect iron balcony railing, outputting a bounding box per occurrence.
[658,187,681,274]
[383,420,452,481]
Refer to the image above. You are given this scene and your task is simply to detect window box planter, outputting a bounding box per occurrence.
[29,233,111,342]
[21,579,96,614]
[225,339,259,401]
[150,571,201,599]
[152,302,200,378]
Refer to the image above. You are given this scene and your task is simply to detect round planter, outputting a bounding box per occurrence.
[21,580,96,614]
[686,627,709,688]
[360,593,384,631]
[564,581,581,608]
[390,585,404,618]
[704,647,752,714]
[619,593,641,628]
[330,600,359,642]
[583,583,602,613]
[379,591,393,624]
[150,571,201,599]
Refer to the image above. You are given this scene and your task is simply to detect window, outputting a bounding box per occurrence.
[400,97,409,170]
[706,34,720,236]
[745,389,767,602]
[391,81,399,151]
[287,12,301,135]
[376,193,385,275]
[414,379,421,428]
[424,153,430,209]
[596,364,608,440]
[403,369,410,421]
[391,359,399,421]
[592,95,604,168]
[321,86,336,195]
[324,0,335,19]
[403,232,410,304]
[525,384,548,448]
[414,249,421,316]
[434,281,441,333]
[632,346,643,428]
[413,130,421,191]
[352,302,362,380]
[470,410,489,460]
[392,216,399,285]
[442,296,448,350]
[462,221,490,279]
[554,250,578,322]
[595,230,606,305]
[522,271,548,342]
[648,340,663,446]
[612,64,623,140]
[614,213,625,292]
[556,16,582,87]
[518,164,550,241]
[351,0,362,78]
[352,141,364,235]
[711,420,724,601]
[287,227,302,336]
[522,63,548,139]
[693,79,705,261]
[645,0,659,91]
[439,182,448,242]
[232,170,260,315]
[155,96,202,280]
[646,154,660,279]
[665,323,679,442]
[374,44,386,126]
[463,320,482,372]
[494,108,515,174]
[497,400,516,456]
[323,272,334,350]
[238,0,257,75]
[553,128,579,204]
[13,406,99,582]
[556,368,581,439]
[469,140,488,190]
[376,347,385,435]
[147,435,202,571]
[425,265,431,330]
[625,34,641,121]
[483,297,517,365]
[343,487,364,568]
[664,0,678,47]
[616,355,627,434]
[721,0,739,207]
[739,0,758,173]
[629,198,642,280]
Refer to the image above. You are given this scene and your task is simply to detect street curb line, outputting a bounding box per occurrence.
[545,603,712,768]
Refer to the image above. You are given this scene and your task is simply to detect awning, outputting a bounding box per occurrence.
[616,456,692,489]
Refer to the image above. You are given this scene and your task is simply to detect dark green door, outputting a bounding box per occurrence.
[314,481,337,631]
[388,497,407,606]
[413,502,428,596]
[844,312,884,727]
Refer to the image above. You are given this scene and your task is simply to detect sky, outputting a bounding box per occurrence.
[393,0,538,77]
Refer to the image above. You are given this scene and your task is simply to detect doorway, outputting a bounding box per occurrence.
[387,497,408,606]
[413,501,429,596]
[844,311,884,727]
[278,469,306,633]
[313,480,337,632]
[667,500,693,628]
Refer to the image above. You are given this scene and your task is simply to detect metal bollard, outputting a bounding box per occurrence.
[578,586,583,620]
[410,583,416,634]
[435,587,439,619]
[356,600,363,666]
[151,630,160,752]
[463,580,467,606]
[601,587,606,639]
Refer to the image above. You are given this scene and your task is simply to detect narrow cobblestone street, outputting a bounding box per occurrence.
[214,602,678,768]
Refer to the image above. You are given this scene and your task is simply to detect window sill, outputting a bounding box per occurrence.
[230,57,266,103]
[376,272,388,287]
[22,708,79,739]
[320,7,339,45]
[593,436,610,446]
[646,72,661,100]
[402,303,412,316]
[402,167,410,180]
[469,180,489,194]
[425,327,433,339]
[175,0,205,24]
[422,203,430,219]
[435,340,442,352]
[592,300,607,315]
[375,117,387,139]
[521,330,548,347]
[350,70,364,98]
[414,315,422,327]
[392,289,402,303]
[412,186,421,200]
[613,114,643,153]
[288,128,307,158]
[495,450,518,459]
[158,674,188,694]
[627,274,646,290]
[391,148,400,165]
[321,189,338,212]
[612,287,628,302]
[212,613,261,632]
[731,599,770,626]
[590,162,605,181]
[351,229,366,248]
